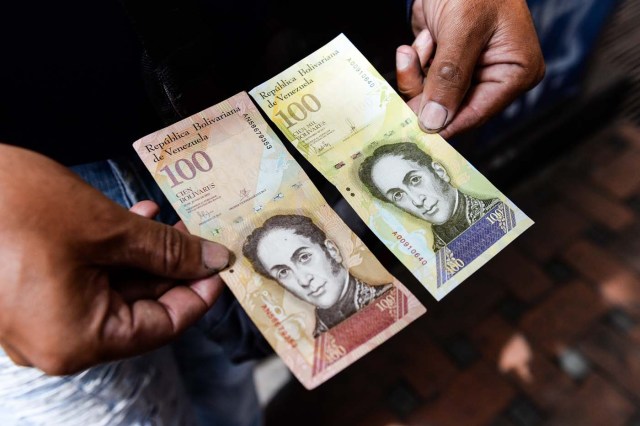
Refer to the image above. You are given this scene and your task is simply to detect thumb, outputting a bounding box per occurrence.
[113,213,229,279]
[418,13,494,133]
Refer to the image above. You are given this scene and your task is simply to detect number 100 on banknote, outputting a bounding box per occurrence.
[250,34,533,300]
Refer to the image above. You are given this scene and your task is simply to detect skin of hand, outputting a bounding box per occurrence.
[396,0,546,139]
[0,144,230,375]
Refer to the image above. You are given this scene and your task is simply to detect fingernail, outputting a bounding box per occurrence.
[396,50,412,70]
[201,241,229,270]
[419,101,448,132]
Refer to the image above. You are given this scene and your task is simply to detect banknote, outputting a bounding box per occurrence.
[132,92,425,389]
[249,34,534,301]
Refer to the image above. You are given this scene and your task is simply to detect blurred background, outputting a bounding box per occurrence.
[258,0,640,425]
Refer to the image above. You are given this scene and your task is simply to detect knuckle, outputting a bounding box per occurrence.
[534,60,546,84]
[397,80,411,94]
[397,82,418,98]
[162,227,186,275]
[432,61,467,91]
[521,52,546,89]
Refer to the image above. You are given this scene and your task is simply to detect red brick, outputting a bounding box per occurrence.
[573,136,625,170]
[395,332,458,401]
[408,361,515,426]
[632,326,640,345]
[284,349,392,426]
[471,314,518,363]
[561,127,624,174]
[556,177,635,231]
[617,123,640,152]
[580,324,640,396]
[364,316,457,400]
[510,182,557,217]
[611,223,640,276]
[354,409,403,426]
[355,345,405,391]
[591,149,640,199]
[564,240,640,315]
[484,247,553,302]
[547,374,635,426]
[471,315,577,411]
[424,271,506,339]
[513,350,577,411]
[354,323,457,413]
[520,203,590,262]
[520,281,608,355]
[565,240,637,282]
[264,375,376,426]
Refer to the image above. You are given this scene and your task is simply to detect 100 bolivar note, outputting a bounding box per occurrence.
[132,92,425,389]
[250,34,534,301]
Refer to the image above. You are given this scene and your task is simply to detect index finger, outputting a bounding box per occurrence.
[100,275,225,359]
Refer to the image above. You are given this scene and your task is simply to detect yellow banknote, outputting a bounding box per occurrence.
[132,92,425,389]
[249,34,534,300]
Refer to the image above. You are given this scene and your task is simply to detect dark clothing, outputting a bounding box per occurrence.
[0,1,407,166]
[0,1,265,165]
[314,275,393,337]
[432,191,499,251]
[1,2,159,165]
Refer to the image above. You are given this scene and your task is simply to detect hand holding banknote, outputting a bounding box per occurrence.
[0,144,229,375]
[396,0,545,138]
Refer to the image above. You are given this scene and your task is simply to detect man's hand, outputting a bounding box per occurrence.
[0,144,229,375]
[396,0,545,138]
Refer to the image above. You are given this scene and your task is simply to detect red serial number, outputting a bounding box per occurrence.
[392,231,428,266]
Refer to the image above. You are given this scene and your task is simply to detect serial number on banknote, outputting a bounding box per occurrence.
[346,58,375,88]
[392,231,428,266]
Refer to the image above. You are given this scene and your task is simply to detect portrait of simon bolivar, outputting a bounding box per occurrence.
[358,142,499,252]
[242,214,392,337]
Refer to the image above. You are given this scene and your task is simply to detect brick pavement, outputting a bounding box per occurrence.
[265,124,640,426]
